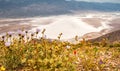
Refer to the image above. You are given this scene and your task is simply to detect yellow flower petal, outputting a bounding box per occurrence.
[1,66,6,71]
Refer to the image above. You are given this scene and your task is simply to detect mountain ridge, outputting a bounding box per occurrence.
[89,30,120,43]
[0,0,120,18]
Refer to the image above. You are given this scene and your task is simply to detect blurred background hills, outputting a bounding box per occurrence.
[0,0,120,18]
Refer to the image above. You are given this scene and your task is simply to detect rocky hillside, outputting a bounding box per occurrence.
[90,30,120,43]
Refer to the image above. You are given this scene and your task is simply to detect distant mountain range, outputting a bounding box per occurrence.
[0,0,120,18]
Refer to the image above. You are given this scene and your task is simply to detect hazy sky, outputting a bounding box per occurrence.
[66,0,120,3]
[0,0,120,3]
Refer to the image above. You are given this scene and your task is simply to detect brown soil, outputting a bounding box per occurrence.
[81,18,104,28]
[0,19,34,33]
[109,18,120,31]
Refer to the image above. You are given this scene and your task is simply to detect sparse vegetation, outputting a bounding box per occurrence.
[0,29,120,71]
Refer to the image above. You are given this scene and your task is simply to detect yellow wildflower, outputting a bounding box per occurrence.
[0,66,6,71]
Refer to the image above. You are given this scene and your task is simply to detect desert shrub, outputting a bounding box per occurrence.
[0,30,77,71]
[113,42,120,47]
[0,29,120,71]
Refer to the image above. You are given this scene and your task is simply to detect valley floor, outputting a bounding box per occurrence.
[0,12,120,42]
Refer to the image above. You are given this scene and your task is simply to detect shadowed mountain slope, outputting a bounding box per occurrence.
[89,30,120,43]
